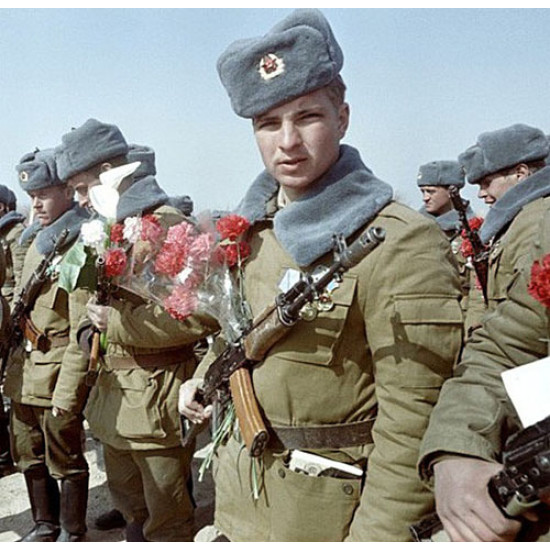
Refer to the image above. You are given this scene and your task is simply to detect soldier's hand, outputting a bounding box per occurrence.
[434,457,522,541]
[87,298,110,332]
[178,378,212,424]
[52,406,67,417]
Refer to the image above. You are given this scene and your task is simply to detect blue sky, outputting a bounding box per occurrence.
[1,8,549,218]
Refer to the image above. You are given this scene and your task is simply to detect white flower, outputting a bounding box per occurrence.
[176,266,193,285]
[81,220,107,252]
[123,216,142,244]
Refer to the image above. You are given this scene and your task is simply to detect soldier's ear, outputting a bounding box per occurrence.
[515,163,530,183]
[337,102,350,139]
[99,162,113,174]
[63,185,74,202]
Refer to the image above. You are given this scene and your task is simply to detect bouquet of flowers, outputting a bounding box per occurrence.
[112,212,252,333]
[60,161,253,341]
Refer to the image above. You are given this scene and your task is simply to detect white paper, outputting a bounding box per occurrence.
[501,356,550,427]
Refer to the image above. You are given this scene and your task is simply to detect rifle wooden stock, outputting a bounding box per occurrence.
[243,305,292,362]
[85,329,101,387]
[229,368,269,457]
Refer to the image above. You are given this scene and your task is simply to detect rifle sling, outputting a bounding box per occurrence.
[22,316,69,353]
[269,416,376,450]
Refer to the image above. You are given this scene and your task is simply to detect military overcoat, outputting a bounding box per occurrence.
[84,204,218,451]
[419,206,550,540]
[201,197,464,541]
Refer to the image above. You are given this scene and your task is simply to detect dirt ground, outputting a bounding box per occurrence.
[0,422,215,542]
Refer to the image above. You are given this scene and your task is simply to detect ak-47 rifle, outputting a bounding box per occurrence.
[410,414,550,542]
[449,185,489,304]
[85,255,111,387]
[0,228,69,383]
[182,225,386,458]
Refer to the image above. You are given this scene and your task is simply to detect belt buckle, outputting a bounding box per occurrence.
[36,334,50,354]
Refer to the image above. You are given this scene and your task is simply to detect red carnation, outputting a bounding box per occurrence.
[216,214,250,242]
[460,217,485,258]
[215,241,251,268]
[110,223,124,244]
[528,254,550,308]
[104,247,128,278]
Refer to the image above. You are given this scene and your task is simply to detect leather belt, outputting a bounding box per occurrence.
[269,417,376,450]
[105,346,192,370]
[23,317,69,353]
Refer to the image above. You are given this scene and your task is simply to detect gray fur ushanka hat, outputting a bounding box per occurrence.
[56,118,129,182]
[128,144,156,181]
[17,148,62,192]
[0,184,11,205]
[459,123,549,184]
[217,9,344,118]
[417,160,465,188]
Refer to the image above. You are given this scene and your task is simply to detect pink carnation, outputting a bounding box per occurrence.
[141,214,164,243]
[165,221,196,245]
[164,284,199,321]
[154,242,188,277]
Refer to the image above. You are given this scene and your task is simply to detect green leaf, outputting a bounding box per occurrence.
[57,242,90,293]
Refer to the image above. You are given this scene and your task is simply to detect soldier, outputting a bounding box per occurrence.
[3,149,91,541]
[0,183,28,305]
[0,241,13,479]
[461,124,549,310]
[0,184,30,479]
[417,160,486,337]
[418,124,550,541]
[55,118,217,542]
[418,210,550,541]
[179,8,464,542]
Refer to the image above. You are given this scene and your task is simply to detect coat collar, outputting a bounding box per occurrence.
[35,204,90,256]
[0,210,25,233]
[480,165,550,243]
[116,175,169,222]
[419,204,476,233]
[236,145,394,266]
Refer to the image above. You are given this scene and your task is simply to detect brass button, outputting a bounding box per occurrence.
[343,484,354,496]
[278,469,286,479]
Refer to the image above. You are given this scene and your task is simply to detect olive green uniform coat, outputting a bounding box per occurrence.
[419,199,550,541]
[201,199,464,541]
[3,236,89,476]
[0,217,27,306]
[82,203,217,541]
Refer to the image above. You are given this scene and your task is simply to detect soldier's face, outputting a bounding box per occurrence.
[29,185,73,226]
[253,88,349,200]
[420,186,452,216]
[67,170,100,210]
[477,172,517,205]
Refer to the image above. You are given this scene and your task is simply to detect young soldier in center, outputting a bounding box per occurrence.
[180,8,464,542]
